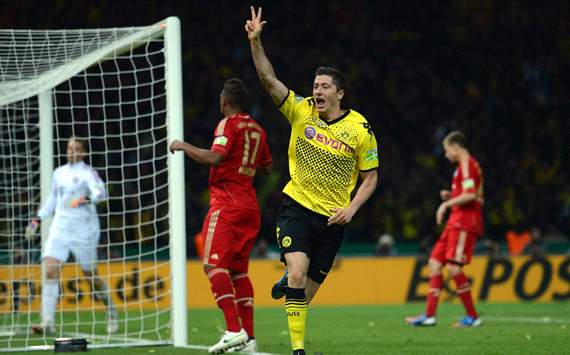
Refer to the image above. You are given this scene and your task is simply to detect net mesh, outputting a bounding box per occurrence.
[0,23,175,350]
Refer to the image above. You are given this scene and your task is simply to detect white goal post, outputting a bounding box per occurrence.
[0,17,187,351]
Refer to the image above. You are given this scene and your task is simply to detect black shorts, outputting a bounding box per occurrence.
[275,195,345,284]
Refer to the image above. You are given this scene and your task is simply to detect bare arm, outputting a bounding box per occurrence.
[327,169,378,226]
[245,6,288,105]
[169,140,223,167]
[436,159,477,225]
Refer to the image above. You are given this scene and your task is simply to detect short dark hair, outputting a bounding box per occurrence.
[69,136,88,152]
[222,78,248,111]
[443,130,467,148]
[315,67,346,92]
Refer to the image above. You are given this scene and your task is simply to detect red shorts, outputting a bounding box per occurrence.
[430,228,477,265]
[201,205,260,272]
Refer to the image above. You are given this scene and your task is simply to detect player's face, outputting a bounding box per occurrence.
[313,75,344,114]
[67,140,86,164]
[443,142,459,163]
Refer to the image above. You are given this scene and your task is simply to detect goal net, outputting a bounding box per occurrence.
[0,18,187,351]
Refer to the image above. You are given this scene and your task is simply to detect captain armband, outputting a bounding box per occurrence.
[462,178,475,190]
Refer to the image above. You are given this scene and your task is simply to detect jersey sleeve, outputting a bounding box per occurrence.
[278,90,311,125]
[210,117,235,158]
[87,168,107,203]
[356,125,379,172]
[461,161,478,194]
[37,172,58,220]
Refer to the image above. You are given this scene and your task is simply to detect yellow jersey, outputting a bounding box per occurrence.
[278,90,379,216]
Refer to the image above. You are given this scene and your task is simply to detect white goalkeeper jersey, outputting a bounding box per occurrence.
[37,161,106,224]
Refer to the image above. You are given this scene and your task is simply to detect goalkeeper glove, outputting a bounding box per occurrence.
[25,219,40,240]
[70,196,89,208]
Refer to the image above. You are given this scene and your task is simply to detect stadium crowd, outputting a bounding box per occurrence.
[2,1,568,255]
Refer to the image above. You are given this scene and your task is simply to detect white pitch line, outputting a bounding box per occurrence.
[180,344,280,355]
[484,316,570,325]
[66,333,281,355]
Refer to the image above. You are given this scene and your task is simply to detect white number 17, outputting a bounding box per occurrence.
[242,131,261,166]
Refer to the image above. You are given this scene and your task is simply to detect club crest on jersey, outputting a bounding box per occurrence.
[304,126,316,139]
[310,116,328,128]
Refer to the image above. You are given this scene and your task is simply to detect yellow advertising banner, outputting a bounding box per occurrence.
[0,255,567,311]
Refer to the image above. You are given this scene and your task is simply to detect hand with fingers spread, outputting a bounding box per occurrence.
[245,6,267,41]
[25,218,40,240]
[327,207,356,226]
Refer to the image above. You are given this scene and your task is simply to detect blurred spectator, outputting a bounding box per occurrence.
[374,234,397,256]
[506,230,532,255]
[480,238,501,256]
[525,227,547,258]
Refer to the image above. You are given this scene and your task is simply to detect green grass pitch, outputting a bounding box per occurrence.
[7,303,570,354]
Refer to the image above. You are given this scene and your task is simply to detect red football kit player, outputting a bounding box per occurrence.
[170,79,271,353]
[407,131,484,328]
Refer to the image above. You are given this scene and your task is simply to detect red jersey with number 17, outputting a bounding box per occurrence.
[446,156,484,235]
[208,113,272,210]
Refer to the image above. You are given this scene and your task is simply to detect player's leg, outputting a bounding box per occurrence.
[304,223,344,305]
[284,251,310,354]
[81,268,118,333]
[226,208,260,353]
[33,231,69,335]
[73,223,119,334]
[203,207,248,353]
[33,256,62,335]
[445,230,481,327]
[406,230,447,326]
[275,197,314,355]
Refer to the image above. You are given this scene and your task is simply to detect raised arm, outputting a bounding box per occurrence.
[245,6,288,105]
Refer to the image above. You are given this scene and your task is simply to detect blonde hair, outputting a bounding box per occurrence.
[443,130,467,148]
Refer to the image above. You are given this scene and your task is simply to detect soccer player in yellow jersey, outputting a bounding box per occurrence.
[246,7,379,355]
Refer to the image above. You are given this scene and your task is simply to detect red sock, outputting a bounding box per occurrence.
[207,268,241,332]
[425,274,443,317]
[232,273,254,338]
[453,272,478,318]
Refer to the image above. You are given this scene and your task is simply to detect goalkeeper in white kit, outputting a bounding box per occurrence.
[26,137,118,335]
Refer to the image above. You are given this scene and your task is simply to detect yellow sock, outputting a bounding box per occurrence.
[285,287,307,350]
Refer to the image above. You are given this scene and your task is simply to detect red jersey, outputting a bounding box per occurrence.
[446,156,484,235]
[208,113,272,210]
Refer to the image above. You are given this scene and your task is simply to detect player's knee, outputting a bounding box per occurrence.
[428,258,442,275]
[45,267,60,280]
[287,269,306,288]
[446,263,462,276]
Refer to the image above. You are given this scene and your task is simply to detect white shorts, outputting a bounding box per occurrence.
[43,220,100,271]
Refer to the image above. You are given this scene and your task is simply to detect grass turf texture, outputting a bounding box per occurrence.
[5,303,569,354]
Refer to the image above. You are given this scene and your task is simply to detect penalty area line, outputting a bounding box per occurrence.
[484,316,570,325]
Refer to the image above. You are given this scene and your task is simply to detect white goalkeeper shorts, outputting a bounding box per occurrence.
[43,220,100,272]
